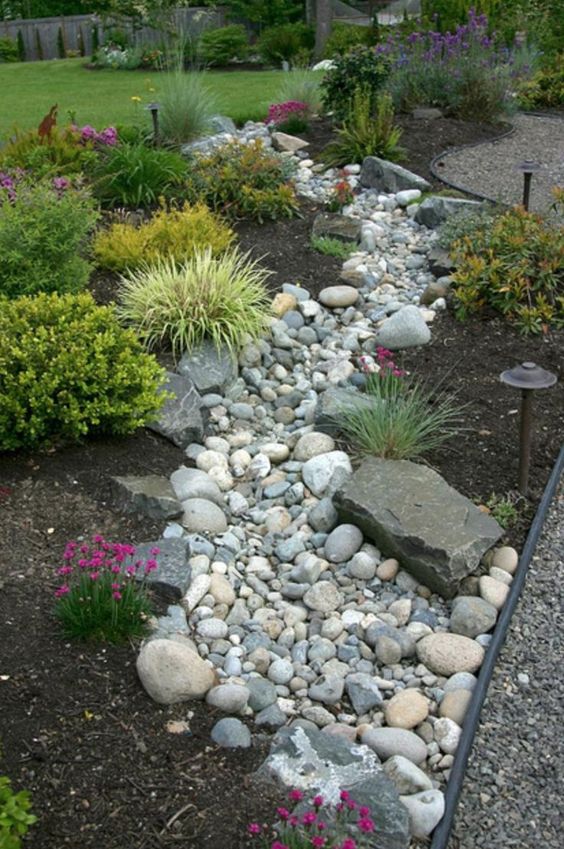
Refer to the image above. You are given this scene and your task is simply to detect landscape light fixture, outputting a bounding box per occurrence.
[146,102,160,145]
[517,159,540,211]
[499,361,557,495]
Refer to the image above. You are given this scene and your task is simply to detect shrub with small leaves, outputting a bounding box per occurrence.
[0,292,166,451]
[0,776,37,849]
[94,203,234,272]
[0,178,98,298]
[184,140,299,222]
[517,53,564,109]
[53,536,157,643]
[321,46,390,119]
[451,206,564,333]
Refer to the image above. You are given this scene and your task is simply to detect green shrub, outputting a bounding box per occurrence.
[92,143,188,208]
[322,22,378,58]
[0,126,98,179]
[0,776,36,849]
[323,89,404,167]
[275,69,323,117]
[158,71,219,146]
[337,366,464,460]
[94,203,234,272]
[485,493,519,528]
[451,206,564,333]
[199,25,249,66]
[117,248,272,356]
[184,140,299,222]
[0,292,166,451]
[517,53,564,108]
[226,0,304,27]
[311,235,353,260]
[0,36,18,63]
[321,46,390,119]
[54,536,155,643]
[257,23,315,66]
[0,180,98,299]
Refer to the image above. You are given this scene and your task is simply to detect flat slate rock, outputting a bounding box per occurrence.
[414,196,483,229]
[312,213,362,244]
[360,156,431,194]
[111,475,182,520]
[257,726,410,849]
[335,458,502,597]
[177,341,237,396]
[126,538,191,601]
[147,372,204,448]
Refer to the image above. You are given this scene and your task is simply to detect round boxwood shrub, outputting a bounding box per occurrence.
[0,292,167,451]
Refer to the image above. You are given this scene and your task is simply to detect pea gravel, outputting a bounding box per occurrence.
[435,114,564,213]
[448,483,564,849]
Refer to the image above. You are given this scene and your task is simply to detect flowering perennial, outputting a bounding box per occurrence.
[266,100,310,127]
[247,789,379,848]
[53,535,157,642]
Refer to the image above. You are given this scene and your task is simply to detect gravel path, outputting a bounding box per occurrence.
[449,480,564,849]
[436,114,564,213]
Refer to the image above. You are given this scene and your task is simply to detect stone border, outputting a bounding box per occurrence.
[430,444,564,849]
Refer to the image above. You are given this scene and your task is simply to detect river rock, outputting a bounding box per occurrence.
[345,673,383,714]
[335,458,503,597]
[206,683,249,714]
[434,717,462,754]
[137,639,215,704]
[479,576,509,609]
[211,717,251,748]
[416,633,484,676]
[303,581,344,613]
[450,596,498,638]
[439,689,472,725]
[293,432,336,461]
[170,466,223,506]
[324,524,364,563]
[302,451,353,497]
[385,690,429,729]
[384,756,433,795]
[373,305,431,350]
[361,727,428,765]
[491,546,519,574]
[181,498,227,534]
[400,789,445,838]
[319,286,360,308]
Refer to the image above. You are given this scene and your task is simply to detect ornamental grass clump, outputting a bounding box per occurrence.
[337,349,463,460]
[158,71,219,146]
[379,9,536,121]
[248,788,379,848]
[275,69,323,118]
[117,248,272,357]
[53,536,157,643]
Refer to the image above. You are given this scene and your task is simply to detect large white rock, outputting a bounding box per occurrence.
[303,581,344,613]
[302,451,352,497]
[181,498,227,534]
[293,431,336,461]
[385,690,429,730]
[400,789,445,838]
[137,639,215,704]
[383,755,433,795]
[374,305,431,350]
[361,727,428,765]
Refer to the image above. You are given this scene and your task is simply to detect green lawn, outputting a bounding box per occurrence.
[0,58,286,136]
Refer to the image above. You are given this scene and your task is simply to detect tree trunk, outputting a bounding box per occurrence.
[314,0,332,59]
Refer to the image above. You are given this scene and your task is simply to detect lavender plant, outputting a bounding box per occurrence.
[379,9,536,121]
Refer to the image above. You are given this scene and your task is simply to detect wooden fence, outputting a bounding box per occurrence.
[0,7,225,62]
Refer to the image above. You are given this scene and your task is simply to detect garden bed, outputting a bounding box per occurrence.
[1,93,562,848]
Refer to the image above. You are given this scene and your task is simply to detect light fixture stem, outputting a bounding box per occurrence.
[519,389,533,494]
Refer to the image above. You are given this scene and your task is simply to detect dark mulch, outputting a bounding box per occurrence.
[1,112,561,849]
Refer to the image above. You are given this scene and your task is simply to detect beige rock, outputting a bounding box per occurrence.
[260,442,290,463]
[416,633,485,676]
[271,131,309,153]
[322,723,358,743]
[137,639,215,704]
[388,598,412,626]
[479,576,509,610]
[272,292,297,316]
[318,285,360,309]
[248,647,271,674]
[492,545,519,574]
[385,690,429,729]
[209,573,236,606]
[439,689,472,726]
[293,432,336,461]
[489,566,513,585]
[262,618,284,639]
[377,558,400,581]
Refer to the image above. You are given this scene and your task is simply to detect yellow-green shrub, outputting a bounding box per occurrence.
[93,203,234,272]
[0,292,166,451]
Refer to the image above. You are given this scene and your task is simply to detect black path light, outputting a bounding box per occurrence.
[517,159,541,211]
[500,361,557,495]
[146,102,160,146]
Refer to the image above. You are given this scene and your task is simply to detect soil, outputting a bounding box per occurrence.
[1,113,562,849]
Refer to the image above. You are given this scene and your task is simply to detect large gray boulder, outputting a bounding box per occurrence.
[111,475,182,520]
[335,458,502,597]
[126,538,191,600]
[257,726,410,849]
[360,156,431,194]
[312,213,362,244]
[177,341,237,395]
[314,386,373,434]
[147,372,204,448]
[373,305,431,350]
[414,196,482,229]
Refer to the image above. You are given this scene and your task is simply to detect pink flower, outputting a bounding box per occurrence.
[150,546,160,555]
[55,584,70,598]
[289,816,299,827]
[340,840,357,849]
[89,571,100,581]
[317,822,326,831]
[145,559,158,574]
[311,838,326,848]
[346,799,357,811]
[359,806,371,817]
[276,807,290,820]
[112,591,122,601]
[289,789,304,802]
[57,565,73,575]
[339,790,351,802]
[247,823,261,835]
[271,843,289,849]
[357,817,375,833]
[312,795,324,808]
[301,811,317,825]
